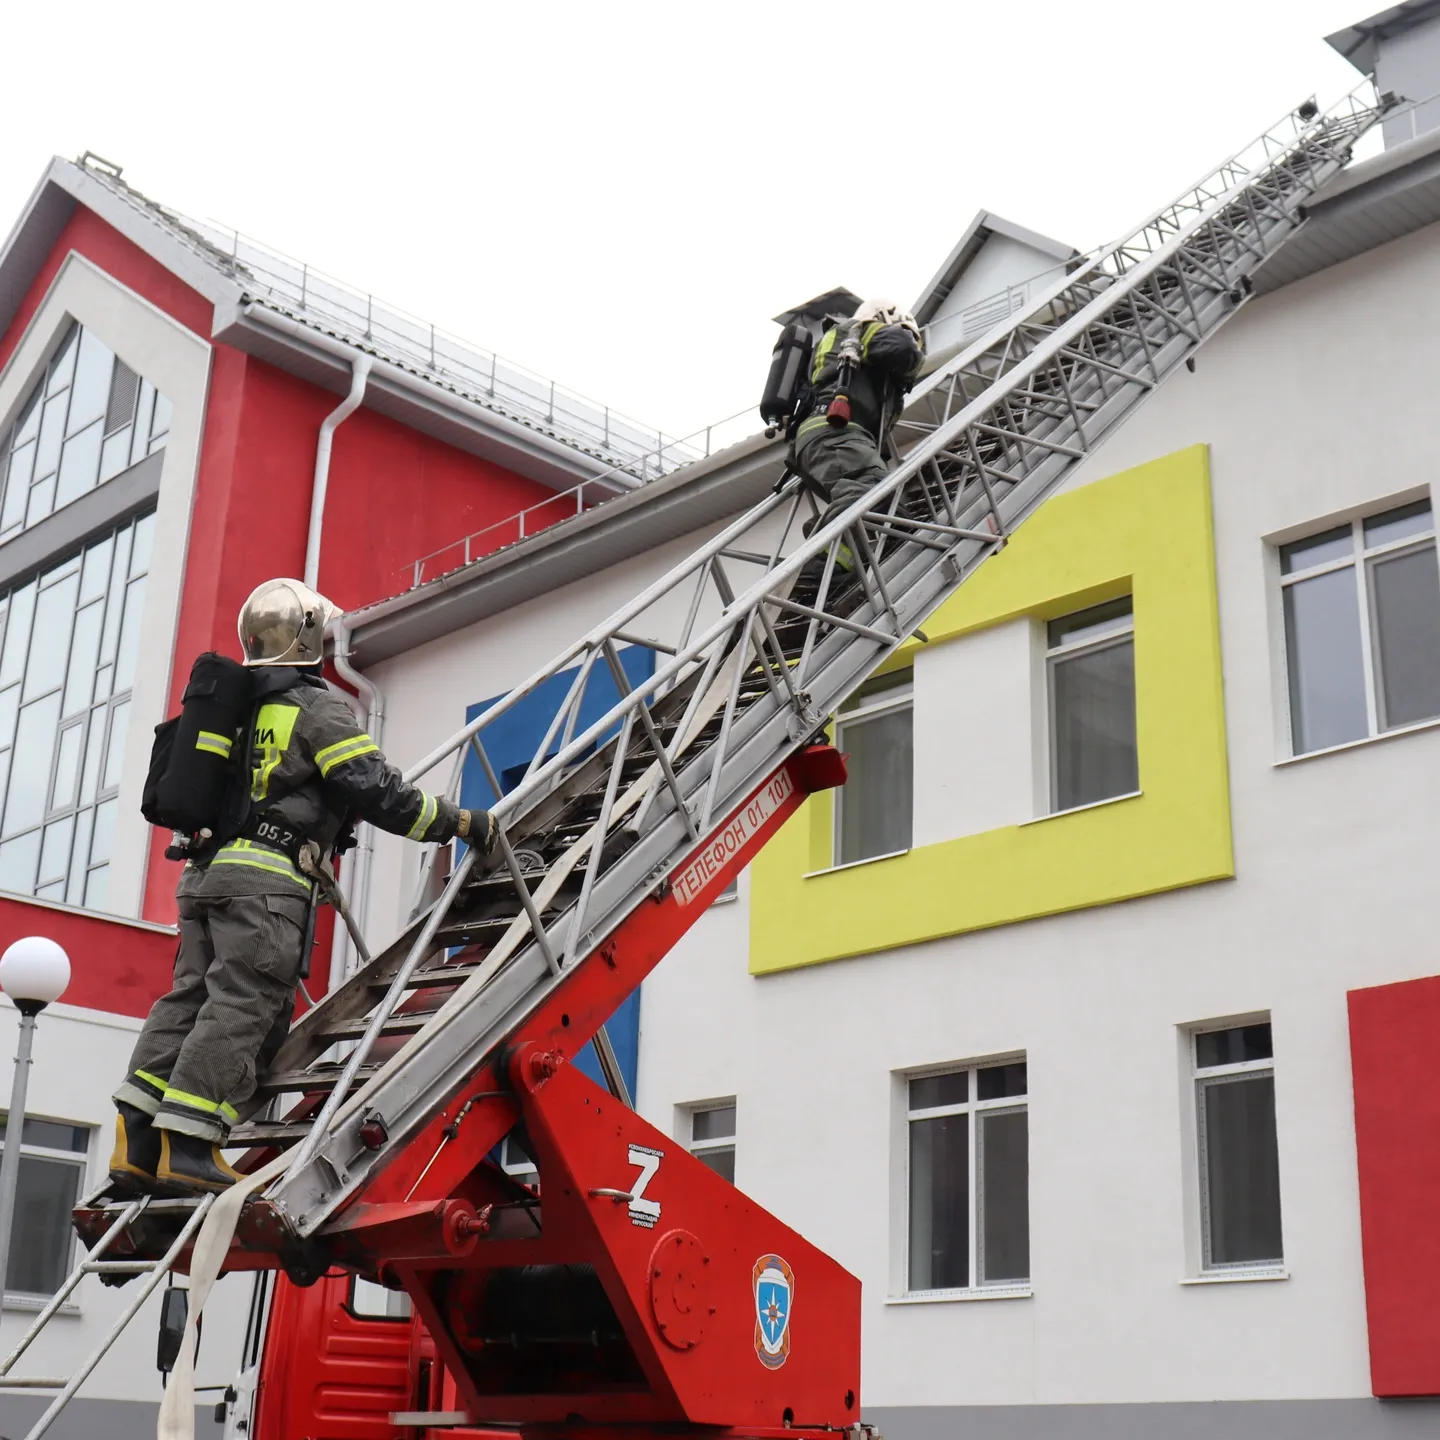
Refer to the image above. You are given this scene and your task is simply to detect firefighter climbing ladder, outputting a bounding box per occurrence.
[0,81,1390,1440]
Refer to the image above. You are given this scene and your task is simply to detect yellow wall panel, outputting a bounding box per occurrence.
[749,443,1233,974]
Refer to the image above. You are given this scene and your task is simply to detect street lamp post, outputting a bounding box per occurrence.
[0,937,70,1307]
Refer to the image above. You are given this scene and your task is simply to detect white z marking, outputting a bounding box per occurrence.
[627,1144,663,1228]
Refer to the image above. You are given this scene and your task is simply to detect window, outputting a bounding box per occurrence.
[0,321,170,543]
[906,1061,1028,1294]
[686,1102,735,1183]
[1192,1022,1283,1271]
[349,1276,412,1320]
[499,1132,538,1187]
[1280,501,1440,754]
[0,1114,88,1298]
[0,512,153,910]
[834,670,912,866]
[1047,597,1137,812]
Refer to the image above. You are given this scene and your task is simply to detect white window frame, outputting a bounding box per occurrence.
[902,1060,1030,1300]
[683,1100,736,1178]
[0,1115,89,1304]
[499,1133,538,1188]
[1278,502,1439,751]
[1190,1022,1284,1277]
[832,676,913,867]
[1045,598,1136,815]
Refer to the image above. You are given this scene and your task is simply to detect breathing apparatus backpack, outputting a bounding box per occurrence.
[760,321,814,437]
[142,652,253,860]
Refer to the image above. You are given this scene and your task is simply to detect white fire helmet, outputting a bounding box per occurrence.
[237,578,340,668]
[853,297,922,343]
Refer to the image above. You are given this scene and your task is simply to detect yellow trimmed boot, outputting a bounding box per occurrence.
[108,1103,161,1195]
[157,1131,243,1195]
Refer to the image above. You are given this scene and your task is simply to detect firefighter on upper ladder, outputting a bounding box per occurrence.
[776,298,926,607]
[110,578,498,1196]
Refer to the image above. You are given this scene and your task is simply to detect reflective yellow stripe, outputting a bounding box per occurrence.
[134,1069,168,1093]
[810,326,837,383]
[315,734,379,777]
[859,320,883,360]
[195,730,233,758]
[406,792,438,840]
[213,840,312,889]
[161,1086,238,1122]
[251,703,301,801]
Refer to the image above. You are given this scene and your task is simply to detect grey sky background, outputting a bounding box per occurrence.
[1,0,1377,448]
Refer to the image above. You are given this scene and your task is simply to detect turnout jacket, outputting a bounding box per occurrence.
[183,667,460,899]
[794,317,925,448]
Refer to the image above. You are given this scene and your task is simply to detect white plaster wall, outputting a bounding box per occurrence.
[926,234,1071,354]
[0,997,249,1405]
[0,255,212,921]
[363,218,1440,1408]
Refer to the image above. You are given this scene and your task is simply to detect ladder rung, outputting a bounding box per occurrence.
[228,1120,315,1146]
[398,962,483,990]
[256,1065,380,1095]
[83,1260,155,1275]
[0,1377,68,1388]
[317,1013,435,1042]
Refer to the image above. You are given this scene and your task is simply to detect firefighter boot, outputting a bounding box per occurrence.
[108,1103,161,1195]
[157,1131,243,1195]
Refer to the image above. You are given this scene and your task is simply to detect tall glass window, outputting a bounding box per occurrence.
[0,322,170,544]
[1280,501,1440,754]
[834,670,913,866]
[0,512,154,910]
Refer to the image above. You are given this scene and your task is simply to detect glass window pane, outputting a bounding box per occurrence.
[1364,501,1432,551]
[55,420,103,509]
[694,1146,735,1183]
[910,1071,969,1111]
[14,1119,87,1153]
[837,705,913,864]
[66,331,112,436]
[46,324,78,395]
[4,440,36,516]
[0,831,40,895]
[1196,1023,1273,1068]
[113,577,146,691]
[1201,1074,1283,1267]
[691,1105,735,1142]
[5,693,62,835]
[83,863,108,911]
[62,604,102,717]
[25,475,56,530]
[39,817,73,885]
[66,808,93,906]
[909,1113,968,1291]
[34,395,68,481]
[0,686,19,750]
[132,382,155,460]
[350,1276,413,1320]
[22,574,78,703]
[1283,568,1369,753]
[1281,525,1352,575]
[1047,596,1133,649]
[1370,546,1440,730]
[977,1062,1028,1101]
[3,1156,79,1296]
[49,725,82,812]
[13,389,41,448]
[101,700,129,793]
[129,513,155,578]
[99,429,132,484]
[79,538,113,606]
[978,1109,1029,1283]
[0,584,35,689]
[1051,639,1138,810]
[150,393,172,442]
[79,711,105,804]
[89,798,117,866]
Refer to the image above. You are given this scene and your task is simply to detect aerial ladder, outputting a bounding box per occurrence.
[0,82,1390,1440]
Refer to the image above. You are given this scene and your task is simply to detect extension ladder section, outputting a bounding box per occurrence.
[47,82,1387,1440]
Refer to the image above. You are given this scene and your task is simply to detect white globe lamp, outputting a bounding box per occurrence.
[0,935,71,1304]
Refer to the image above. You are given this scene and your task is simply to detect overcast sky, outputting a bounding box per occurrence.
[1,0,1378,445]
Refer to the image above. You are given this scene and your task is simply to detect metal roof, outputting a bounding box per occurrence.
[0,156,685,496]
[1326,0,1440,73]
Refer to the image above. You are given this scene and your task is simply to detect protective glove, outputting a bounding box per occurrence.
[456,808,500,854]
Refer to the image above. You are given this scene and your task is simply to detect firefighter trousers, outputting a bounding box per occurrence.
[793,423,890,578]
[114,890,309,1143]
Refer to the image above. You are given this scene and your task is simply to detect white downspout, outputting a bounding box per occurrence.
[305,354,372,590]
[330,615,383,985]
[305,354,376,988]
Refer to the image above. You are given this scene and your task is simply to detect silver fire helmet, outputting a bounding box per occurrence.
[853,297,922,343]
[237,578,340,668]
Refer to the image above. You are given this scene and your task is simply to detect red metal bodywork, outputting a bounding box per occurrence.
[252,749,860,1439]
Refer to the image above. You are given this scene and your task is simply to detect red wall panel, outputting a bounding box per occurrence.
[1348,974,1440,1396]
[0,894,175,1020]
